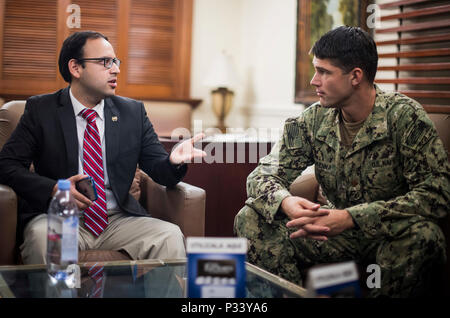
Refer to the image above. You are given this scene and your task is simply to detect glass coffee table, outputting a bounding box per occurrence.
[0,259,306,298]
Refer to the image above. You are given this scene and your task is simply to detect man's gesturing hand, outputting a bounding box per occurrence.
[169,133,207,165]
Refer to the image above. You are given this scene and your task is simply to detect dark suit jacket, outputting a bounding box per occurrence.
[0,87,187,235]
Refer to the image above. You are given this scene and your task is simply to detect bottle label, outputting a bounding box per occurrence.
[61,216,79,262]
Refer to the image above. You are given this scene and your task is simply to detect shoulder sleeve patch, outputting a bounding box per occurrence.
[284,120,303,149]
[403,118,435,151]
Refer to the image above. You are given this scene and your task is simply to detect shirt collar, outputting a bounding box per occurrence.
[315,83,389,155]
[69,87,104,121]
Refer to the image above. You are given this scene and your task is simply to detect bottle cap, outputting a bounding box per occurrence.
[57,179,71,191]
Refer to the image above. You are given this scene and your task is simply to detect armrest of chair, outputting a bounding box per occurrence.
[139,172,206,237]
[289,173,328,205]
[0,184,18,265]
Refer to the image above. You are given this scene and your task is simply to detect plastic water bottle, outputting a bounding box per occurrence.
[46,179,79,287]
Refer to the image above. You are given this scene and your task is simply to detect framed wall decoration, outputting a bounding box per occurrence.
[295,0,372,105]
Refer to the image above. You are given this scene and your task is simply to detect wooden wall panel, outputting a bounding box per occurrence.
[128,0,175,86]
[375,0,450,112]
[0,0,193,101]
[124,0,192,99]
[69,0,118,50]
[2,0,57,80]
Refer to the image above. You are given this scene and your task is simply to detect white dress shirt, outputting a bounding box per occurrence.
[69,88,119,213]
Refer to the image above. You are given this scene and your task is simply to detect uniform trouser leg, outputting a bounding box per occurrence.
[234,205,362,287]
[371,221,446,297]
[234,205,446,297]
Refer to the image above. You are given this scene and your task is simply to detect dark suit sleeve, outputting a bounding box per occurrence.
[0,98,56,211]
[138,103,187,187]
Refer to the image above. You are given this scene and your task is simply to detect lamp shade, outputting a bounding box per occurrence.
[203,51,238,88]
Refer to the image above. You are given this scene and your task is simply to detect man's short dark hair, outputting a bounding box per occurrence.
[58,31,109,83]
[310,26,378,83]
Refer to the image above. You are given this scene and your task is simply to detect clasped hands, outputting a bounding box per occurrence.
[282,196,354,241]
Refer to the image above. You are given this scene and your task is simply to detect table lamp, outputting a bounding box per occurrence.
[203,51,238,133]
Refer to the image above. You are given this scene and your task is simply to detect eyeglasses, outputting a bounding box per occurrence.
[78,57,121,69]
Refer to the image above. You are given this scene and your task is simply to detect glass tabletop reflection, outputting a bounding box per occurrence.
[0,259,306,298]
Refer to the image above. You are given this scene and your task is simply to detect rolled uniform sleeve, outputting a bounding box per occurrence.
[245,115,315,223]
[347,106,450,239]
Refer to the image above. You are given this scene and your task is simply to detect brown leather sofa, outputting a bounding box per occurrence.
[0,100,206,265]
[288,110,450,296]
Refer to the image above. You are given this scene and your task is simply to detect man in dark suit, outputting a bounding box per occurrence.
[0,31,205,264]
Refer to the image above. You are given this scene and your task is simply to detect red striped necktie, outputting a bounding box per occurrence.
[88,263,105,298]
[80,108,108,237]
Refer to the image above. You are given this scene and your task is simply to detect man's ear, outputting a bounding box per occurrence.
[68,59,82,80]
[350,67,364,86]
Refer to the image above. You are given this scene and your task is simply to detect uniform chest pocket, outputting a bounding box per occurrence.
[364,160,398,190]
[362,139,399,188]
[315,161,337,196]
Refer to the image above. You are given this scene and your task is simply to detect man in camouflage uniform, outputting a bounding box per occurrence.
[234,26,450,297]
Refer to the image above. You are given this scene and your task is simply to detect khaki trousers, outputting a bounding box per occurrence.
[20,212,186,265]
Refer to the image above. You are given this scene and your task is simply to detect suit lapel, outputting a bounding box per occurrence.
[104,98,120,167]
[57,87,79,176]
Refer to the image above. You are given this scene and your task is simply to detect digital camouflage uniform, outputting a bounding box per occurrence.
[234,85,450,297]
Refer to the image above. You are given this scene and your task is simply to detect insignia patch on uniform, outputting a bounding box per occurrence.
[404,120,432,150]
[284,121,301,149]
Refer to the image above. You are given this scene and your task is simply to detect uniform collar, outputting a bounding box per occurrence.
[315,84,389,156]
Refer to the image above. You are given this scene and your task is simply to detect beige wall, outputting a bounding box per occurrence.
[190,0,303,136]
